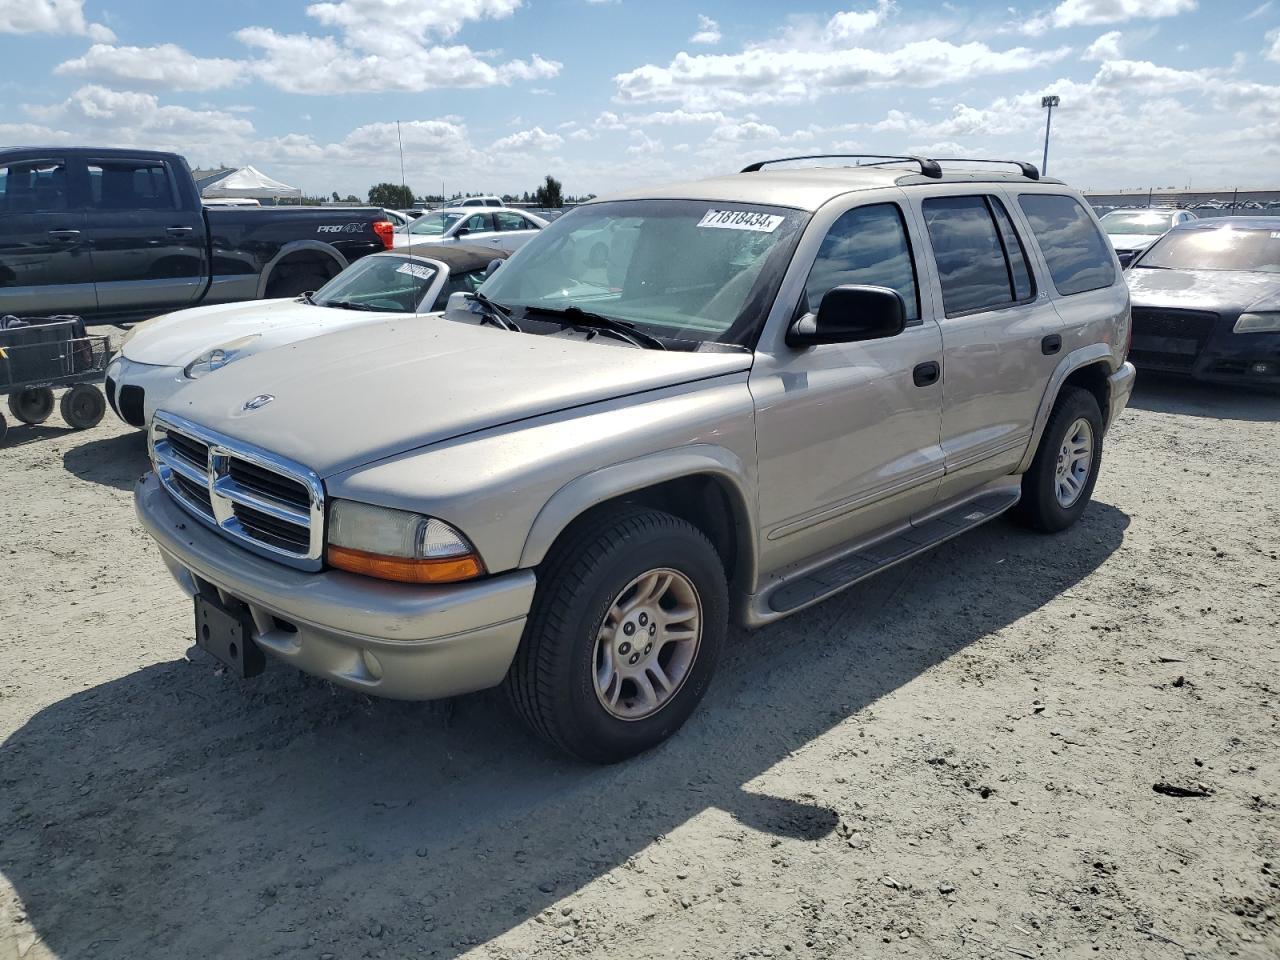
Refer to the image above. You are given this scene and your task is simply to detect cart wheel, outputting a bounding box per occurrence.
[0,411,8,445]
[60,384,106,430]
[8,387,55,425]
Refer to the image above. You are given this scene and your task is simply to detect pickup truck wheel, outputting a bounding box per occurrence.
[506,507,728,763]
[1014,386,1103,533]
[8,387,55,425]
[59,384,106,430]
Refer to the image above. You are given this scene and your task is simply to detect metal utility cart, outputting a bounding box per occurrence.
[0,316,109,444]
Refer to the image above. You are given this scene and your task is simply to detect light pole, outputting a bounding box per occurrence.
[1041,95,1060,176]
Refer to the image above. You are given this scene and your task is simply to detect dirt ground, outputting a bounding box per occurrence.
[0,368,1277,960]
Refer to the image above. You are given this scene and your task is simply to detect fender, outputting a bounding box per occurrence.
[519,444,759,589]
[1016,343,1117,474]
[254,241,349,299]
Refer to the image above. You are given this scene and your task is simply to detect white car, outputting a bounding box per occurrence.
[439,195,504,208]
[104,245,507,427]
[1098,208,1197,267]
[393,207,547,252]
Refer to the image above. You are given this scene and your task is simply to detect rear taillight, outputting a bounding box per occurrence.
[372,220,394,250]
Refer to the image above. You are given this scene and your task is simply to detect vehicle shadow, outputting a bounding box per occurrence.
[1128,371,1280,422]
[0,503,1129,959]
[61,429,149,491]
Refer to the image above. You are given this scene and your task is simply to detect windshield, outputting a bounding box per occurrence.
[407,211,464,237]
[312,255,437,311]
[1136,226,1280,273]
[1100,211,1176,236]
[477,199,808,346]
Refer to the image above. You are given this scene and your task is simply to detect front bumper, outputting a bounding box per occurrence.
[1107,361,1137,429]
[105,355,187,428]
[1129,309,1280,385]
[135,472,536,700]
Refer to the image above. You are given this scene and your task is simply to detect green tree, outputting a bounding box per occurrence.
[533,175,563,208]
[331,190,340,202]
[367,183,415,208]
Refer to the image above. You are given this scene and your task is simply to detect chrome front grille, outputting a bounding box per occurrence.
[149,412,325,570]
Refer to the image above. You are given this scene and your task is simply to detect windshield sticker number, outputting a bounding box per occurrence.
[395,262,434,281]
[698,209,785,233]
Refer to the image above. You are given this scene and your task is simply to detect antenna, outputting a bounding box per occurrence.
[395,119,427,313]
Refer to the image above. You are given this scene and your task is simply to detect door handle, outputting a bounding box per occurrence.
[48,229,81,241]
[913,361,941,387]
[1041,334,1062,356]
[165,226,194,237]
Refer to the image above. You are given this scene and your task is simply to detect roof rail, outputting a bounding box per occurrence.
[740,154,943,179]
[929,158,1040,181]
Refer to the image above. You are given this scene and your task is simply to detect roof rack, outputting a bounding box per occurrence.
[929,158,1040,181]
[740,154,943,179]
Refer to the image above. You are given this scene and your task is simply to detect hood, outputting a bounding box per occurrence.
[1126,267,1280,313]
[162,318,752,477]
[122,298,407,367]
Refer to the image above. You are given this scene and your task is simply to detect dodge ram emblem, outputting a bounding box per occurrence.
[242,394,275,411]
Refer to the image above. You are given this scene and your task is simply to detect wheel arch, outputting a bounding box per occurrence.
[255,241,348,299]
[1017,345,1116,474]
[519,446,758,596]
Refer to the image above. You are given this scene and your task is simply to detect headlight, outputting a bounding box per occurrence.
[182,334,261,379]
[1234,312,1280,333]
[326,500,484,583]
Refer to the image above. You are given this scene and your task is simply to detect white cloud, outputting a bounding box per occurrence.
[56,44,247,91]
[1045,0,1195,29]
[490,126,563,151]
[614,39,1071,108]
[1244,2,1273,19]
[824,0,894,42]
[690,14,721,45]
[1083,30,1124,60]
[307,0,522,47]
[1267,28,1280,63]
[0,0,113,40]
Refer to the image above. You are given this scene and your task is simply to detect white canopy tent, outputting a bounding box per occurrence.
[201,165,302,202]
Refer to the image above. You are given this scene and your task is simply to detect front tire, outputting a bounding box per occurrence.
[505,507,728,764]
[1015,386,1103,533]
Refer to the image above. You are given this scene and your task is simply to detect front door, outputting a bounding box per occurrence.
[912,191,1062,500]
[81,155,207,323]
[0,155,96,318]
[453,212,499,248]
[752,200,945,573]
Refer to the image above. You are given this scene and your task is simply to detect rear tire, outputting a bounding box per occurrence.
[1014,386,1103,533]
[0,411,8,445]
[505,506,728,764]
[8,387,54,425]
[60,384,106,430]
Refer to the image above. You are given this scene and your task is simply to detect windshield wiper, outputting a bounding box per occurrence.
[468,291,524,332]
[521,305,667,350]
[318,299,383,311]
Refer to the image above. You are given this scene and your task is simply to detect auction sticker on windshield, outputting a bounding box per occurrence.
[698,209,785,232]
[396,262,434,281]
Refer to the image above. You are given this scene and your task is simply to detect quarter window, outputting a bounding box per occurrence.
[1017,194,1116,296]
[0,160,70,213]
[803,203,919,322]
[922,195,1034,316]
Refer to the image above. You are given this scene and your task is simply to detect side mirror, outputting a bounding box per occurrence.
[786,284,906,348]
[486,258,504,277]
[454,226,471,237]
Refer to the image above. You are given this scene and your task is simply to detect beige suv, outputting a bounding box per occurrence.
[136,154,1135,763]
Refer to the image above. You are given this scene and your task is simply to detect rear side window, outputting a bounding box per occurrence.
[1017,194,1116,296]
[923,196,1032,316]
[803,203,920,322]
[0,160,69,213]
[494,211,528,232]
[88,160,177,211]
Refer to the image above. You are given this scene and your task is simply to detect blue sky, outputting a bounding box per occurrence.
[2,0,1278,198]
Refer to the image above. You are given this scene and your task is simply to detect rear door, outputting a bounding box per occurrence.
[492,210,542,251]
[912,191,1061,499]
[0,154,97,317]
[82,155,208,322]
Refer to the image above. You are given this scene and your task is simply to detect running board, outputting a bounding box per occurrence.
[765,489,1021,616]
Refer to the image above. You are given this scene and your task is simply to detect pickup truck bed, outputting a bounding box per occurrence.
[0,147,394,325]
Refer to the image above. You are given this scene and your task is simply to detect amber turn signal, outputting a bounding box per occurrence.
[327,544,484,584]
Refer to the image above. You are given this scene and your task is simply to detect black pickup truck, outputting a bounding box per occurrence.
[0,147,395,325]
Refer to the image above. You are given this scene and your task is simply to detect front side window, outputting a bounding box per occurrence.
[923,195,1022,316]
[462,213,493,233]
[312,255,437,312]
[88,160,176,211]
[803,203,919,322]
[432,267,489,310]
[1018,194,1116,296]
[0,160,69,213]
[479,199,809,347]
